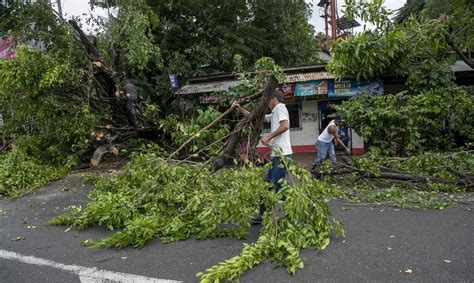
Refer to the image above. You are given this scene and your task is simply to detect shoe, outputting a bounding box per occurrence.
[250,215,262,225]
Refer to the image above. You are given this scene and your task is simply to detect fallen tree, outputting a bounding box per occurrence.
[312,150,474,200]
[212,76,279,171]
[66,20,164,166]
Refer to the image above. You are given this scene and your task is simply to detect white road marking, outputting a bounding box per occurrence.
[0,249,181,283]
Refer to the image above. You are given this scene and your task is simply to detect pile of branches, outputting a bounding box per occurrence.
[312,151,474,192]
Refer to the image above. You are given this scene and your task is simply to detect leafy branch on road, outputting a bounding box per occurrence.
[49,153,343,281]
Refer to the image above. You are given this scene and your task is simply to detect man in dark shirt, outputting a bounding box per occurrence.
[121,80,139,126]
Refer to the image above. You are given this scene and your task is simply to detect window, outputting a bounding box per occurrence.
[263,103,301,132]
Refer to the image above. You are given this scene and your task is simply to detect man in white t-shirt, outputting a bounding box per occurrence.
[312,115,350,167]
[233,91,292,223]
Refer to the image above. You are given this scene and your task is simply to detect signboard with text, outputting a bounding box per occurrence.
[169,74,179,89]
[278,84,295,97]
[294,80,330,97]
[330,79,384,97]
[295,79,383,98]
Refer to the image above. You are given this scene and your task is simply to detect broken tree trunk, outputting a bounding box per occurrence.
[313,160,474,190]
[212,76,279,172]
[68,20,162,166]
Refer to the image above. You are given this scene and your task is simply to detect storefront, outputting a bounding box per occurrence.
[257,78,384,155]
[177,67,385,156]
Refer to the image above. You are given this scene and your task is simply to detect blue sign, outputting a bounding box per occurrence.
[330,79,383,97]
[294,79,383,98]
[295,80,330,97]
[169,74,179,89]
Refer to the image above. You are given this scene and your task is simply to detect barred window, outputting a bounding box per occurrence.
[263,103,301,131]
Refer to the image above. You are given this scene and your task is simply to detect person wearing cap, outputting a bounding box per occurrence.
[312,115,350,167]
[233,90,292,224]
[120,79,139,126]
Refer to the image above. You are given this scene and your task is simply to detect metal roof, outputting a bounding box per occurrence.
[285,72,334,83]
[451,60,473,72]
[177,72,334,95]
[336,17,361,30]
[176,80,241,95]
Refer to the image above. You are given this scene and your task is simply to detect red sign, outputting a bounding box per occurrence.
[0,35,16,60]
[278,84,294,97]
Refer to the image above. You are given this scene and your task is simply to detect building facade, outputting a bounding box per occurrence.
[176,66,384,156]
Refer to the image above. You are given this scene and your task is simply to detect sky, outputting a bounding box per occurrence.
[307,0,407,33]
[59,0,407,33]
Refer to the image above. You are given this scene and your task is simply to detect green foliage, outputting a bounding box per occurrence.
[333,87,474,155]
[160,106,230,156]
[388,151,474,179]
[394,0,474,72]
[0,149,67,198]
[327,29,408,80]
[0,46,97,165]
[94,0,162,75]
[50,154,342,281]
[254,57,286,85]
[332,0,471,94]
[344,0,393,32]
[144,0,321,77]
[328,151,473,209]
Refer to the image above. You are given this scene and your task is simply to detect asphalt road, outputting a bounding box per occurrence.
[1,174,473,282]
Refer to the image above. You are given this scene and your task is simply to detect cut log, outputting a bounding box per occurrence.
[90,145,119,167]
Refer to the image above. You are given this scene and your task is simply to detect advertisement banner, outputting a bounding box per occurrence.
[330,79,383,97]
[294,80,330,97]
[278,84,294,97]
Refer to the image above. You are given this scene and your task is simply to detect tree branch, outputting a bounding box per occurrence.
[446,35,474,68]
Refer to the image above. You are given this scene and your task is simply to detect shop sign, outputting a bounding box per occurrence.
[330,79,383,97]
[199,95,221,104]
[294,80,330,97]
[295,79,384,97]
[278,84,294,97]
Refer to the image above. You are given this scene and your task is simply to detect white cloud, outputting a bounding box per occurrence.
[58,0,109,32]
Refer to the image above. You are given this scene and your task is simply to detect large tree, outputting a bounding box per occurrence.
[144,0,321,76]
[394,0,474,68]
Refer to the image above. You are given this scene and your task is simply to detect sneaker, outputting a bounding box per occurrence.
[250,215,262,225]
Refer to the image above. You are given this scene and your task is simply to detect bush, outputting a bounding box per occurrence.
[0,46,97,165]
[333,87,474,155]
[0,149,68,198]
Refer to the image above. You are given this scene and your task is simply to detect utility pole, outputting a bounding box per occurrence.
[48,0,63,18]
[56,0,63,18]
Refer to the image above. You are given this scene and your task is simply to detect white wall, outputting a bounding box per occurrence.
[258,99,365,153]
[291,100,318,147]
[289,100,364,151]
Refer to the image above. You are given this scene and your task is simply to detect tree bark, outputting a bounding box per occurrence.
[446,35,474,69]
[68,20,162,165]
[212,76,279,172]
